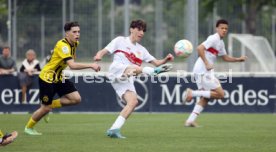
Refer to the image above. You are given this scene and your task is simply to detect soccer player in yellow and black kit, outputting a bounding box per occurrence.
[24,21,100,135]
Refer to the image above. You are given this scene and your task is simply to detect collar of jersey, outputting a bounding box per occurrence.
[64,38,75,47]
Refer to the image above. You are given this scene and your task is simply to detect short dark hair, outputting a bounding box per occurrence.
[2,46,10,50]
[64,21,80,32]
[216,19,228,27]
[130,19,147,32]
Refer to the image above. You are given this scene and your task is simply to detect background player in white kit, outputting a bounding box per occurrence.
[182,19,247,127]
[94,19,174,138]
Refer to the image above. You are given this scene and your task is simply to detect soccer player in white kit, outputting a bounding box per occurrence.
[94,19,174,138]
[182,19,247,127]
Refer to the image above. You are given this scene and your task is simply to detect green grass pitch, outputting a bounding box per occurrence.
[0,113,275,152]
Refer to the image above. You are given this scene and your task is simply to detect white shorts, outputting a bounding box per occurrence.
[107,62,129,82]
[108,62,136,99]
[111,77,136,99]
[195,71,221,90]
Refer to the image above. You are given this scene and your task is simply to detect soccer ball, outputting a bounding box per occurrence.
[174,39,193,58]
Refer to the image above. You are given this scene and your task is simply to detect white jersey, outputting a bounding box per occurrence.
[105,36,155,80]
[193,33,227,74]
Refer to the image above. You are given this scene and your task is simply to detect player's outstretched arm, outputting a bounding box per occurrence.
[150,53,174,67]
[94,49,109,61]
[222,55,247,62]
[236,56,247,62]
[147,54,174,75]
[198,44,213,71]
[67,59,101,72]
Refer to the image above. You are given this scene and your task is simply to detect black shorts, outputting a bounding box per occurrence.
[39,78,77,105]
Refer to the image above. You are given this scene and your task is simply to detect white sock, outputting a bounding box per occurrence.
[192,90,211,98]
[142,67,154,75]
[186,104,204,123]
[110,115,126,130]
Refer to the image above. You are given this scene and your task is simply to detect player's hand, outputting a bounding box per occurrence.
[237,56,247,62]
[166,53,174,61]
[93,55,102,62]
[92,63,101,72]
[205,63,213,71]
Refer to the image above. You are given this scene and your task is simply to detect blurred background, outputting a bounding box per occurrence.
[0,0,275,72]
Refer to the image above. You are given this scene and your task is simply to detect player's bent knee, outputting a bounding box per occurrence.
[66,96,81,105]
[127,99,138,108]
[73,96,81,104]
[132,99,139,107]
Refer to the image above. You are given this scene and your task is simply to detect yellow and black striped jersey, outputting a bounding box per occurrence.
[39,38,79,83]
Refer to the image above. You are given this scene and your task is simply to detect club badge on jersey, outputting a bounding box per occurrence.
[62,46,69,54]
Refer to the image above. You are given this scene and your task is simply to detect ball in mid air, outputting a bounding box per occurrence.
[174,39,193,58]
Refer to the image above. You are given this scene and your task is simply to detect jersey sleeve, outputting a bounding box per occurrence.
[202,35,216,49]
[218,42,227,56]
[56,42,73,60]
[104,37,121,54]
[142,47,156,63]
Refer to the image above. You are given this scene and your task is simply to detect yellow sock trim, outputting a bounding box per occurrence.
[0,130,4,138]
[26,118,37,128]
[50,99,62,108]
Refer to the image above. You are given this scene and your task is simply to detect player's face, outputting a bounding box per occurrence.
[130,28,144,43]
[66,26,80,44]
[216,24,228,38]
